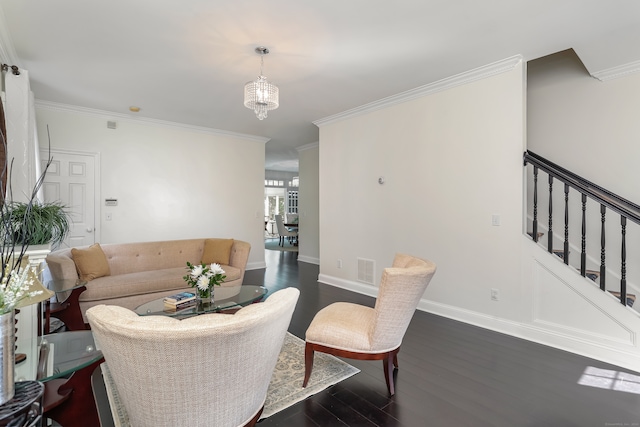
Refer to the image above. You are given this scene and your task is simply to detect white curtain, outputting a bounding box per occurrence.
[2,66,45,343]
[2,68,42,203]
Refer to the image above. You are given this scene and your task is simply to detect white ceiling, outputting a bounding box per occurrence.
[1,0,639,172]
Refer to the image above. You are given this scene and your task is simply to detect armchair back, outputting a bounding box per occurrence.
[87,287,300,427]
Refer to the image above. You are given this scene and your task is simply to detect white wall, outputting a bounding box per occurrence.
[316,56,640,373]
[527,50,640,299]
[35,104,267,269]
[297,142,319,264]
[528,50,640,203]
[318,60,526,321]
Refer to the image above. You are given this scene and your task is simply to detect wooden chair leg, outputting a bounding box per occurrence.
[243,406,263,427]
[383,348,400,396]
[383,353,395,396]
[302,342,315,387]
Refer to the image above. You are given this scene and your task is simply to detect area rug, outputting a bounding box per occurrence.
[265,238,298,252]
[101,332,359,425]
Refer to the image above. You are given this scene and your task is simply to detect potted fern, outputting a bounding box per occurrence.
[6,201,70,248]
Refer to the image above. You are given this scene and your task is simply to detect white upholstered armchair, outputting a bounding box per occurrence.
[87,287,300,427]
[303,254,436,396]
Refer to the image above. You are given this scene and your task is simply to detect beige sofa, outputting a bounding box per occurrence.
[45,238,251,320]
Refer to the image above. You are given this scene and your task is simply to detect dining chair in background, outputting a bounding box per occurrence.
[275,214,298,247]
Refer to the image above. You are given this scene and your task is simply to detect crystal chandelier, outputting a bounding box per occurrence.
[244,47,279,120]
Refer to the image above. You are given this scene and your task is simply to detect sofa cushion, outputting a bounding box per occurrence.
[201,238,234,265]
[79,264,243,301]
[72,243,111,281]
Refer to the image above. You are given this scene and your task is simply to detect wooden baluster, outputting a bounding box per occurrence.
[580,194,587,276]
[533,166,538,242]
[563,183,569,265]
[600,204,606,291]
[548,175,553,253]
[620,216,627,306]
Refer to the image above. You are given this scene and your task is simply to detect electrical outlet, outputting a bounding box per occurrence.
[337,259,343,269]
[491,214,501,226]
[491,288,499,301]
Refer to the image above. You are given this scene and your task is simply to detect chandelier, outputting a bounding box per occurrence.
[244,47,279,120]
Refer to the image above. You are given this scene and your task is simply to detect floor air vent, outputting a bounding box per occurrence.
[357,258,375,285]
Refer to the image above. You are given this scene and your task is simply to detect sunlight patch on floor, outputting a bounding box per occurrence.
[578,366,640,394]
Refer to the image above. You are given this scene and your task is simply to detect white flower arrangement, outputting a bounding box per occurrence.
[0,262,43,315]
[183,261,226,297]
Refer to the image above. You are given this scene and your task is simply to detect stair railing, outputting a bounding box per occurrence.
[523,150,640,306]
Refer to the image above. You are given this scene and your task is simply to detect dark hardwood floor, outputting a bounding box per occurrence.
[250,249,640,427]
[94,247,640,426]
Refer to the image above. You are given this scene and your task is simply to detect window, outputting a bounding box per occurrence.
[288,191,298,213]
[264,187,286,221]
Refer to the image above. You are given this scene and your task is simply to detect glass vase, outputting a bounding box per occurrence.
[196,287,211,304]
[0,310,15,405]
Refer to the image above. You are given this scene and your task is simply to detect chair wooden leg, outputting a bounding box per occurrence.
[302,342,315,387]
[383,348,400,396]
[383,354,395,396]
[243,406,263,427]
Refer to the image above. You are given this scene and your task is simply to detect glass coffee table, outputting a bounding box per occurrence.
[134,285,268,317]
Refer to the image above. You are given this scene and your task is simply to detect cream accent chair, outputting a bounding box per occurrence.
[87,287,300,427]
[303,254,436,396]
[275,214,297,247]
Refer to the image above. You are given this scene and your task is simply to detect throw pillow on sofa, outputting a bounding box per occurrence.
[71,243,111,281]
[201,238,234,265]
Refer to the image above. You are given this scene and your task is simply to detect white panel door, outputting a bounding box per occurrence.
[40,150,97,249]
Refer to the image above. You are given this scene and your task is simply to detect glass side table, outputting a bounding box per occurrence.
[15,330,103,427]
[45,279,88,332]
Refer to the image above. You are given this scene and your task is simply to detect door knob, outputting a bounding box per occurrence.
[86,228,93,233]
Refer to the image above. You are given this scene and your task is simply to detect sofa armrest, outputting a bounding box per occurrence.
[228,240,250,281]
[46,253,80,281]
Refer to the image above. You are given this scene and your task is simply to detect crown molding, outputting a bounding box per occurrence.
[34,100,271,143]
[296,142,319,152]
[314,55,523,127]
[591,60,640,82]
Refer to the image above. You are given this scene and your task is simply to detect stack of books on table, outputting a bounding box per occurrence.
[163,292,196,311]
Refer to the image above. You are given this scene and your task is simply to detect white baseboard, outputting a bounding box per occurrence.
[246,261,266,270]
[297,255,319,265]
[318,273,640,374]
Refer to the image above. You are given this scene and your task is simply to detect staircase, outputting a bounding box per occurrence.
[524,151,640,315]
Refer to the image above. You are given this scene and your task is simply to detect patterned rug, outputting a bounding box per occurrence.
[101,332,359,425]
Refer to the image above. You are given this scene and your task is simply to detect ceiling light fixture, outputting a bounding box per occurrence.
[244,46,279,120]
